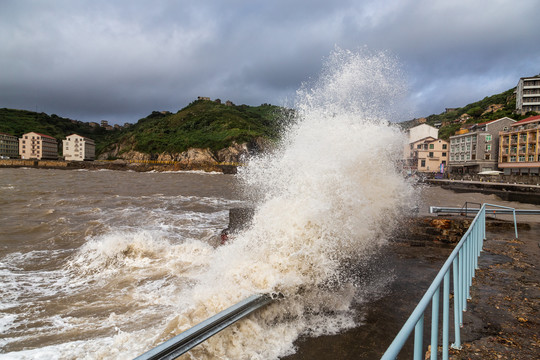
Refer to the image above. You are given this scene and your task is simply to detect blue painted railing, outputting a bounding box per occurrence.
[381,203,518,360]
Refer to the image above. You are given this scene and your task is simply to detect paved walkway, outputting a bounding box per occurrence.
[449,224,540,359]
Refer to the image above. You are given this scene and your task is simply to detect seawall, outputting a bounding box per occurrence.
[0,159,68,168]
[427,179,540,204]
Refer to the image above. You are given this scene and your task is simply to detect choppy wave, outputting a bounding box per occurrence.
[0,48,415,359]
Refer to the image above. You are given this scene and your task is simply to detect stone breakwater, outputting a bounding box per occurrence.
[0,159,69,168]
[0,159,228,173]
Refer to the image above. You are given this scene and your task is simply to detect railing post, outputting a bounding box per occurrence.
[513,209,518,239]
[459,249,466,315]
[414,314,424,360]
[452,257,461,349]
[442,271,450,360]
[431,287,440,360]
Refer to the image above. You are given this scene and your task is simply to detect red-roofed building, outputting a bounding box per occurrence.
[19,132,58,160]
[499,115,540,175]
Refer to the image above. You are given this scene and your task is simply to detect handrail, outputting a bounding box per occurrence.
[134,294,274,360]
[430,206,539,217]
[381,203,518,360]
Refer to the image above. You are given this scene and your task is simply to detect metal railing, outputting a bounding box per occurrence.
[134,294,274,360]
[381,203,518,360]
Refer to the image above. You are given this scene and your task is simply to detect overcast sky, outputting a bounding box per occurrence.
[1,0,539,125]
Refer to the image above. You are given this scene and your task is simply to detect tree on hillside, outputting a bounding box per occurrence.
[467,106,484,118]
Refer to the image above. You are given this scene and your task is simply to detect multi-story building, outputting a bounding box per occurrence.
[498,115,540,175]
[19,132,58,160]
[406,137,449,172]
[403,124,440,171]
[516,75,540,115]
[62,134,95,161]
[448,117,515,174]
[0,132,20,159]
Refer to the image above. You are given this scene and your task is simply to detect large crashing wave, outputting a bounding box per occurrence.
[157,48,416,359]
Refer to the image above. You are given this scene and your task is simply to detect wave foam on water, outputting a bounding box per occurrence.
[149,48,416,359]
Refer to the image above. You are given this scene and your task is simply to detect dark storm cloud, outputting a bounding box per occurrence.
[1,0,539,124]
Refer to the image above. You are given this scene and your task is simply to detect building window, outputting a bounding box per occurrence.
[421,159,426,167]
[485,135,492,141]
[529,155,534,162]
[510,156,516,162]
[442,152,447,157]
[442,144,447,149]
[485,154,491,160]
[485,144,491,151]
[519,156,525,162]
[429,152,434,158]
[417,144,422,149]
[429,144,434,149]
[503,126,509,131]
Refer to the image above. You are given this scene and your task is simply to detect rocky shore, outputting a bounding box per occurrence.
[0,158,234,173]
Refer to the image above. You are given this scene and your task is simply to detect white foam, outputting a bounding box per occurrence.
[145,48,415,359]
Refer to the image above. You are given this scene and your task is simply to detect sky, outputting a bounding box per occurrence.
[1,0,539,125]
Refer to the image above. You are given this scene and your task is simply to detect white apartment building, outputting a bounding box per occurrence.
[19,132,58,160]
[63,134,95,161]
[516,75,540,115]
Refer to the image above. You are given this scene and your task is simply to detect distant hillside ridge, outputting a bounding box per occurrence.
[400,87,538,139]
[0,100,291,162]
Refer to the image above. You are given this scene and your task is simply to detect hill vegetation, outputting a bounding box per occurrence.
[105,100,289,156]
[400,88,538,139]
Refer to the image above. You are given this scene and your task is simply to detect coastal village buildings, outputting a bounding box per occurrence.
[516,75,540,115]
[408,137,449,173]
[448,117,515,174]
[18,132,58,160]
[404,124,448,173]
[63,134,96,161]
[498,115,540,175]
[0,132,20,159]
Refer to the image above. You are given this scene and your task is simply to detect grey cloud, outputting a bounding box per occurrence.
[1,0,539,124]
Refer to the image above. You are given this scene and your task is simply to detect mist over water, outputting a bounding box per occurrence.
[0,49,415,359]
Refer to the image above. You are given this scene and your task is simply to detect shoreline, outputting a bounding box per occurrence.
[0,159,231,173]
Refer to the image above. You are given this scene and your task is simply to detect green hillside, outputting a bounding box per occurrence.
[400,88,538,139]
[109,100,288,155]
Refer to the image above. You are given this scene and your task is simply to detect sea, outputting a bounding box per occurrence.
[2,48,539,359]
